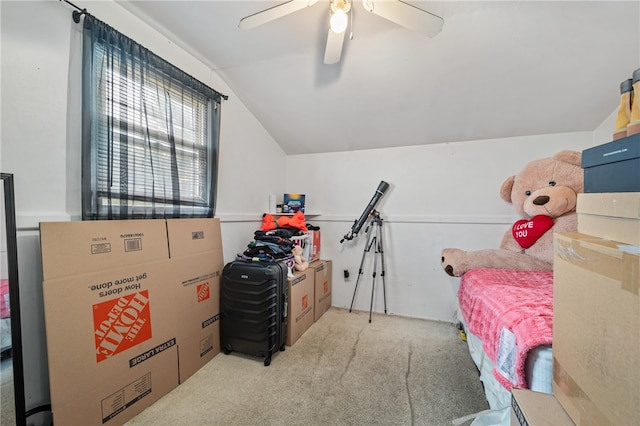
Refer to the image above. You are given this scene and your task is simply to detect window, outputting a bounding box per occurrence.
[81,15,226,220]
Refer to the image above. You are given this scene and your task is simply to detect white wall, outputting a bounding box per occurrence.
[287,132,594,321]
[0,0,285,416]
[592,107,618,147]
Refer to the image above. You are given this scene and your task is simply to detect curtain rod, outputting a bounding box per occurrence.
[60,0,88,23]
[58,0,229,101]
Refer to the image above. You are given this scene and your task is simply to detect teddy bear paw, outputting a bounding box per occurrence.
[441,248,466,277]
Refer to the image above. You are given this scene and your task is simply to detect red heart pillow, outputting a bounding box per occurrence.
[512,215,554,249]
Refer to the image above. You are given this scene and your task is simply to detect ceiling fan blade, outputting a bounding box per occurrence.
[324,28,346,64]
[362,0,444,37]
[239,0,318,30]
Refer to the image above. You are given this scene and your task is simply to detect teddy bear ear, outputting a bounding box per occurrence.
[500,176,515,203]
[553,150,582,166]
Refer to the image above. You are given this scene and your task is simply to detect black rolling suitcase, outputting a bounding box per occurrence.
[220,261,288,366]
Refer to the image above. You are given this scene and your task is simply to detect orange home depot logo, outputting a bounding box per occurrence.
[323,281,329,294]
[93,290,152,363]
[302,294,308,310]
[197,282,210,303]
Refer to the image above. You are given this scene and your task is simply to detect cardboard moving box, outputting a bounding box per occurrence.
[165,219,224,380]
[511,388,574,426]
[577,192,640,245]
[553,232,640,426]
[311,260,332,321]
[40,218,223,426]
[286,269,314,346]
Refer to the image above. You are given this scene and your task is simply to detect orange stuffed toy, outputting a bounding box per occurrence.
[261,211,308,232]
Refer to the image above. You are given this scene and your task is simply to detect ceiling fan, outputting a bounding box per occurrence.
[239,0,444,65]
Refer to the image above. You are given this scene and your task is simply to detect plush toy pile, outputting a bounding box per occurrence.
[441,150,584,277]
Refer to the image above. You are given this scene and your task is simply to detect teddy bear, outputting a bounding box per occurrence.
[441,150,583,277]
[292,245,309,272]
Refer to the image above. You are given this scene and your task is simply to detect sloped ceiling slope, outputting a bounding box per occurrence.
[117,1,640,155]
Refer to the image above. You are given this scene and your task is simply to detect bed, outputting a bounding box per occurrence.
[456,268,554,425]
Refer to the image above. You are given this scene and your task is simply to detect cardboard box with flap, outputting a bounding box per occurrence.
[40,218,223,426]
[577,192,640,245]
[510,388,574,426]
[553,232,640,426]
[286,269,314,346]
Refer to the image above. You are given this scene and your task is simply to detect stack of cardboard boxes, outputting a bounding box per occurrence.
[286,227,332,346]
[286,259,332,346]
[40,218,224,425]
[511,136,640,425]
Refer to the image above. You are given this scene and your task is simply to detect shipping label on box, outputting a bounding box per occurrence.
[553,232,640,426]
[286,270,314,346]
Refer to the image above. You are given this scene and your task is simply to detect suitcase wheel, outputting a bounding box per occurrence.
[223,346,232,355]
[280,343,286,352]
[264,356,271,367]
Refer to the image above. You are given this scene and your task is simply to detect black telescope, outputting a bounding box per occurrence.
[341,181,389,243]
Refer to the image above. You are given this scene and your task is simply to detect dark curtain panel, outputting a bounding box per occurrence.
[81,15,225,220]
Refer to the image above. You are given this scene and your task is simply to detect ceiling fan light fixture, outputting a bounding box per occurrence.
[330,9,348,33]
[329,0,351,33]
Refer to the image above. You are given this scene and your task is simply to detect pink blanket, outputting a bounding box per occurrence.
[458,268,553,390]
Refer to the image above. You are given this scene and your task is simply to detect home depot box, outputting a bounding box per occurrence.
[165,219,224,380]
[312,260,332,321]
[511,388,574,426]
[581,134,640,193]
[39,218,223,425]
[577,192,640,245]
[286,269,314,346]
[553,232,640,426]
[41,253,179,425]
[40,219,170,279]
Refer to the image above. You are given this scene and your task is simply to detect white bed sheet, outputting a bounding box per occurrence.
[456,313,553,426]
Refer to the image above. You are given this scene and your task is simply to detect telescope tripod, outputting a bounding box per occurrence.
[349,210,387,323]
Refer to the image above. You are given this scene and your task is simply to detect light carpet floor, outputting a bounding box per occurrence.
[125,307,489,426]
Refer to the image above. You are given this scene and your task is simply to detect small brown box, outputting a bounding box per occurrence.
[286,269,314,346]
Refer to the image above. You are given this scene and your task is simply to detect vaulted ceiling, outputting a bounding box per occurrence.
[117,1,640,155]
